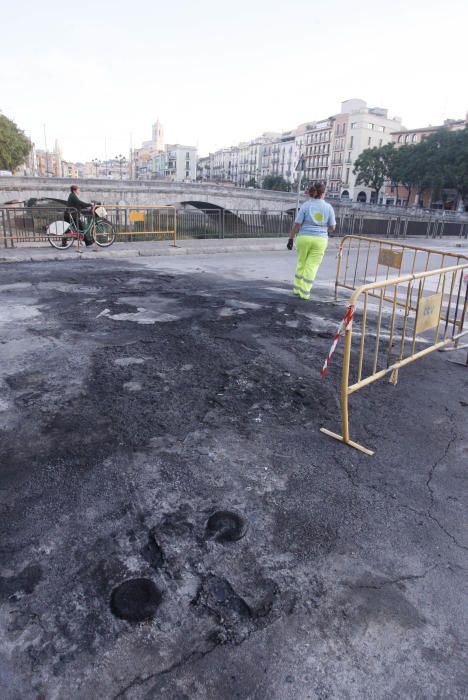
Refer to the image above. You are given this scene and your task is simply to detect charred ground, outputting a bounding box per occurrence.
[0,258,467,699]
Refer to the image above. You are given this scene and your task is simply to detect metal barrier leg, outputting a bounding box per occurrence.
[320,325,375,455]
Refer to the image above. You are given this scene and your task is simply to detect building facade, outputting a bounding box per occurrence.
[385,115,468,208]
[199,99,402,199]
[303,119,333,185]
[133,120,198,182]
[153,145,197,181]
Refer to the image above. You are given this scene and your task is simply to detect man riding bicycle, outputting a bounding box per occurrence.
[64,185,94,247]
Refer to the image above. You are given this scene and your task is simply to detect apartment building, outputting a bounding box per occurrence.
[385,113,468,207]
[271,132,295,184]
[62,161,79,178]
[303,119,333,184]
[200,99,401,199]
[153,145,197,181]
[325,99,403,202]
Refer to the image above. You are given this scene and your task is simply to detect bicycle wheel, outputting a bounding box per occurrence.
[47,221,75,249]
[93,220,115,247]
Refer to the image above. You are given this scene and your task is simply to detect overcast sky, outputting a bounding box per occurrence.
[1,0,466,162]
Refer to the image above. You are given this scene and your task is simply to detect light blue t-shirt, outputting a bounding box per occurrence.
[295,199,336,238]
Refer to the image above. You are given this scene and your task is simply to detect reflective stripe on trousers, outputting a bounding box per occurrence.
[293,235,328,298]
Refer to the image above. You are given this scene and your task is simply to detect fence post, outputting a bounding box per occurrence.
[6,209,14,248]
[1,210,7,249]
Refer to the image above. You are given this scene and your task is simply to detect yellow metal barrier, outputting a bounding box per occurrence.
[321,262,468,455]
[335,235,468,301]
[102,205,177,245]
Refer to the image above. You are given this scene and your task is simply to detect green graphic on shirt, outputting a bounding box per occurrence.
[312,211,324,224]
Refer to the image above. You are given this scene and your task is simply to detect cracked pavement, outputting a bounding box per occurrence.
[0,251,467,699]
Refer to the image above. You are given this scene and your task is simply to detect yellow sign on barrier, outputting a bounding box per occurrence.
[129,212,145,223]
[378,248,403,270]
[416,293,443,334]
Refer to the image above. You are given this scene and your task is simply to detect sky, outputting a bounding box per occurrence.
[1,0,466,162]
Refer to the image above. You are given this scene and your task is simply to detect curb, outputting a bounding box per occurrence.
[0,241,287,264]
[0,237,466,265]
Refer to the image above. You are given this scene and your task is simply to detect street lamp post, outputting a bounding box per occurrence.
[92,159,101,178]
[295,154,305,216]
[115,154,127,180]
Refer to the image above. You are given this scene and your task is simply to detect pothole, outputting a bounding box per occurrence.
[110,578,162,622]
[141,530,165,570]
[206,510,248,542]
[192,574,251,623]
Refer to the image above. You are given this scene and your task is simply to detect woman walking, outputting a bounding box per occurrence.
[287,182,336,299]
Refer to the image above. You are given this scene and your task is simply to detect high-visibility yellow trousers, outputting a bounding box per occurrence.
[293,235,328,299]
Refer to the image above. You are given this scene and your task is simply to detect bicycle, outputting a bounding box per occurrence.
[47,205,116,250]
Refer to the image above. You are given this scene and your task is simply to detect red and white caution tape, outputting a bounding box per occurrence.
[321,304,355,378]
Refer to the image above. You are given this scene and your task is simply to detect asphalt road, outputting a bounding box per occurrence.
[0,251,467,699]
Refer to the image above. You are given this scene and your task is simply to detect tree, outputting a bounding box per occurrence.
[424,127,468,209]
[246,177,258,188]
[353,145,395,203]
[397,141,434,206]
[0,114,31,172]
[451,128,468,209]
[262,175,290,191]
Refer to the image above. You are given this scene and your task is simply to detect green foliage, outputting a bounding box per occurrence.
[262,175,290,191]
[353,143,395,200]
[355,128,468,207]
[0,114,31,172]
[246,177,258,188]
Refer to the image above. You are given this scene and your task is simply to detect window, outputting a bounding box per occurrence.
[412,134,417,142]
[346,168,350,183]
[379,139,383,147]
[368,137,371,146]
[405,134,410,143]
[350,136,353,148]
[398,135,403,143]
[186,152,190,158]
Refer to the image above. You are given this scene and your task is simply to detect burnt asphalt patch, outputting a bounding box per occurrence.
[0,259,467,699]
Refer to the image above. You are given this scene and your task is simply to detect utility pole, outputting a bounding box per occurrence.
[295,154,305,216]
[43,124,49,177]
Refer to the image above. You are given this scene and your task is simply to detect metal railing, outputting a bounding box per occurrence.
[334,207,468,239]
[0,205,295,247]
[321,263,467,455]
[1,206,80,247]
[335,235,468,303]
[102,206,177,244]
[1,203,467,249]
[0,204,177,247]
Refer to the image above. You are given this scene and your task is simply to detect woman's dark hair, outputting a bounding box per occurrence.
[306,183,317,197]
[70,185,79,192]
[311,181,326,199]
